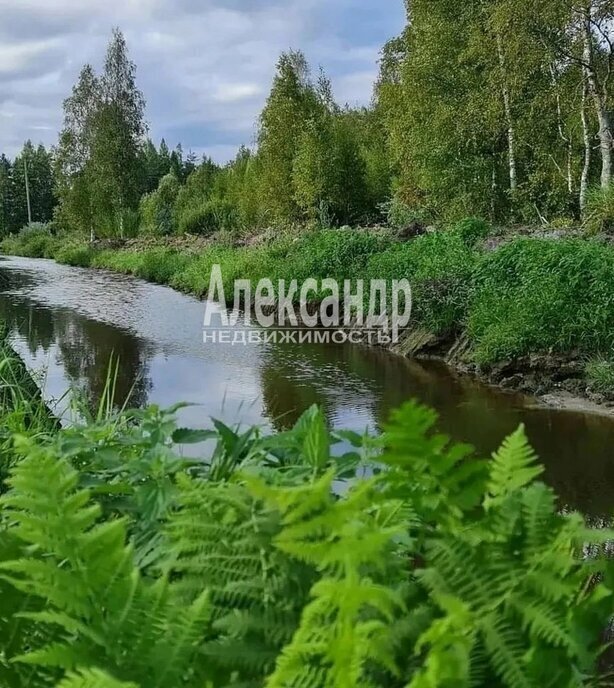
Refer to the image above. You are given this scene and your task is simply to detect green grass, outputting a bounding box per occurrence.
[468,238,614,363]
[585,357,614,394]
[365,230,477,333]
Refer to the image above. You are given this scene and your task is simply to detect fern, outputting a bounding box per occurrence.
[165,474,314,685]
[485,425,543,507]
[55,668,138,688]
[379,401,488,529]
[0,398,612,688]
[409,427,611,688]
[246,472,409,687]
[0,443,214,687]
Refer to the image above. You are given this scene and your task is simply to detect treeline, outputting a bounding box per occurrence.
[379,0,614,222]
[0,143,54,235]
[4,0,614,239]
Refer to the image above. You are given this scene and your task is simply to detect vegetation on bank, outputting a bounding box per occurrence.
[0,341,613,687]
[5,224,614,392]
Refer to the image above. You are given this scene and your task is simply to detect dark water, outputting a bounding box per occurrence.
[1,255,613,517]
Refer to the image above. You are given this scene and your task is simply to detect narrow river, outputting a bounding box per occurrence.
[1,255,613,517]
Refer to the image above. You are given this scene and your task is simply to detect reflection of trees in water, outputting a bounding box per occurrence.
[259,341,380,431]
[56,316,153,410]
[259,340,614,519]
[0,294,153,412]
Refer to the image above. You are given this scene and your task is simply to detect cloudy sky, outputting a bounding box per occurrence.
[0,0,405,162]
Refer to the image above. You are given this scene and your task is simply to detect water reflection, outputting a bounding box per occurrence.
[0,256,613,518]
[0,266,153,409]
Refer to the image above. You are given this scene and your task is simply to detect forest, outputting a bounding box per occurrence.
[5,1,614,238]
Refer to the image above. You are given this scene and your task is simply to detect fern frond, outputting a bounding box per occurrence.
[486,425,543,506]
[55,668,139,688]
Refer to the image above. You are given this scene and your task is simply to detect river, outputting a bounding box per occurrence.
[0,255,613,518]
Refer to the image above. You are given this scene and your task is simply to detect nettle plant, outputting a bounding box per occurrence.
[0,400,611,688]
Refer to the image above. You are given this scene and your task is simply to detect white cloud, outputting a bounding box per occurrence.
[0,0,405,161]
[213,83,263,103]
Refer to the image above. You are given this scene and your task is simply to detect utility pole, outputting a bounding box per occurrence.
[23,154,32,225]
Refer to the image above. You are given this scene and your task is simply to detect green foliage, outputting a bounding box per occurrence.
[139,174,180,235]
[0,377,611,688]
[585,357,614,394]
[54,243,97,267]
[0,223,55,258]
[450,217,491,247]
[468,238,614,363]
[584,186,614,235]
[178,198,237,236]
[366,230,478,333]
[382,196,428,231]
[132,249,192,283]
[55,668,138,688]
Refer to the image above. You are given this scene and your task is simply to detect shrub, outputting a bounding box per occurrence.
[54,244,96,267]
[366,230,478,333]
[381,195,428,230]
[1,223,57,258]
[586,357,614,394]
[18,222,52,239]
[287,228,391,282]
[450,216,491,246]
[140,174,181,235]
[584,184,614,234]
[178,198,237,236]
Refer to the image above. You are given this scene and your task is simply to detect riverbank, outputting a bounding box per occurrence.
[3,222,614,411]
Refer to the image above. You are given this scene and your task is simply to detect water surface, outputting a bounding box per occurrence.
[1,255,613,517]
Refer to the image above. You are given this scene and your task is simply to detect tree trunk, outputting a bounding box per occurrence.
[496,32,517,193]
[596,108,612,188]
[550,64,573,194]
[581,5,612,188]
[580,73,591,212]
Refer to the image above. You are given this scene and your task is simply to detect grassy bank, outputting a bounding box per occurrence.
[4,223,614,395]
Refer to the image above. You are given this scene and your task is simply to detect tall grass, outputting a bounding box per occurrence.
[468,238,614,363]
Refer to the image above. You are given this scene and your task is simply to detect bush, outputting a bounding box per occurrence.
[287,228,391,283]
[18,222,53,239]
[381,195,428,230]
[586,357,614,394]
[178,198,237,236]
[450,216,491,246]
[54,244,96,267]
[140,174,181,235]
[0,223,56,258]
[366,230,478,333]
[584,184,614,234]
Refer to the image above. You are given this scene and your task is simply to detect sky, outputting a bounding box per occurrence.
[0,0,406,162]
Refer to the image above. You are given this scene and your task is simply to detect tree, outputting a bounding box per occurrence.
[258,51,320,224]
[139,172,180,235]
[55,29,146,238]
[55,64,101,236]
[0,155,12,236]
[10,142,55,229]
